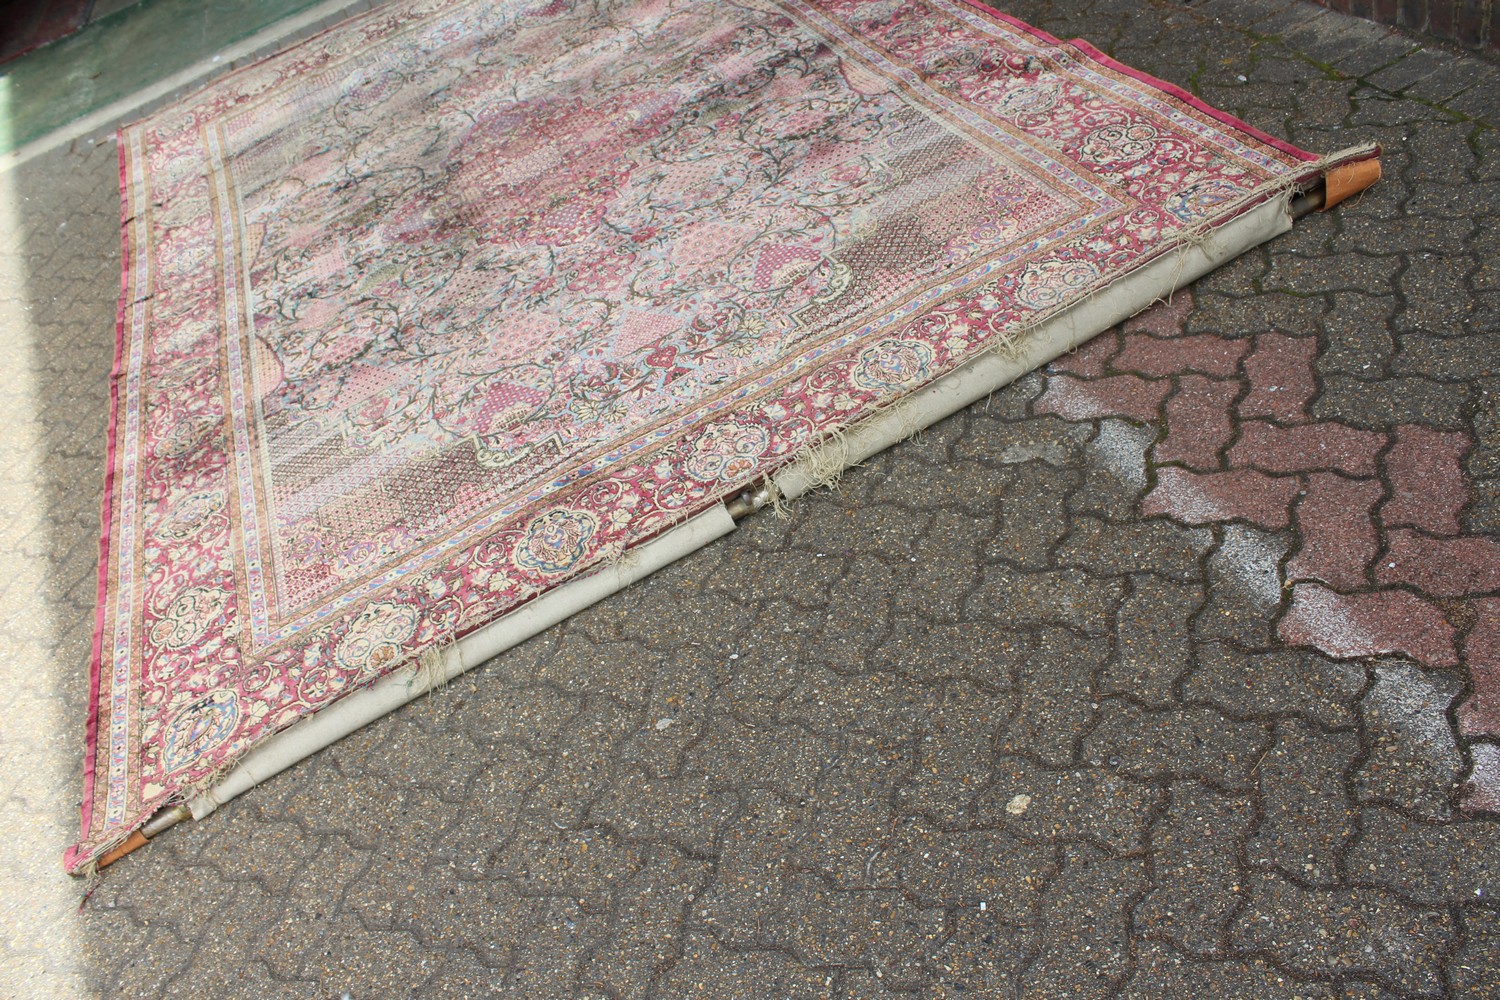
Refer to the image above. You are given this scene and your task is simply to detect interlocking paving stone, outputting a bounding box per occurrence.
[1349,807,1500,905]
[1281,583,1460,667]
[1021,844,1145,999]
[1157,375,1240,469]
[1248,719,1361,879]
[1105,576,1203,708]
[1185,643,1366,728]
[1356,660,1466,819]
[1231,871,1455,996]
[3,0,1500,996]
[1289,472,1385,590]
[1458,597,1500,738]
[1197,524,1293,646]
[1134,780,1254,954]
[1143,467,1304,529]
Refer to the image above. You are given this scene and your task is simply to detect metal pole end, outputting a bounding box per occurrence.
[140,802,193,839]
[726,480,777,521]
[96,802,193,871]
[1291,181,1327,220]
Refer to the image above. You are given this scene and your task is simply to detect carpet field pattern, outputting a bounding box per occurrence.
[72,0,1328,868]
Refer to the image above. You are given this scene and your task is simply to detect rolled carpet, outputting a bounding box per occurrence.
[68,0,1378,871]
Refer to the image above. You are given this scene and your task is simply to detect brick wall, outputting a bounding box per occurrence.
[1310,0,1498,52]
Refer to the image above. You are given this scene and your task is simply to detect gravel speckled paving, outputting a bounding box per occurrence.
[1,0,1497,994]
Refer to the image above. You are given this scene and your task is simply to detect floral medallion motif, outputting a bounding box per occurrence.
[992,81,1062,122]
[333,601,420,674]
[851,339,936,393]
[157,489,227,541]
[148,587,229,651]
[683,423,772,483]
[1165,178,1247,223]
[1014,258,1103,311]
[161,691,240,774]
[153,413,220,461]
[1080,122,1158,164]
[514,509,600,575]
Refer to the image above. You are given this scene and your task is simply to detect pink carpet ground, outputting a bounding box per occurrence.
[70,0,1352,870]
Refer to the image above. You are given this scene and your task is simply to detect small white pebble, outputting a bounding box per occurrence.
[655,718,675,730]
[1006,793,1033,816]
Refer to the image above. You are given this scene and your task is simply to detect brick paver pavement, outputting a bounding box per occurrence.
[2,0,1498,995]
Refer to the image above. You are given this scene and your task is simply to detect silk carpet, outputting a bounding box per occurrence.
[68,0,1377,870]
